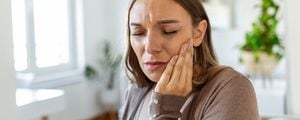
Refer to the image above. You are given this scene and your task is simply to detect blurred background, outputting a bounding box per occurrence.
[0,0,300,119]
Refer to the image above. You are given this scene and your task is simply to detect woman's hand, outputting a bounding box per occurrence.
[154,39,193,96]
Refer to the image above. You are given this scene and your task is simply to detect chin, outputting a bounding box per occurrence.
[145,72,162,83]
[141,64,167,83]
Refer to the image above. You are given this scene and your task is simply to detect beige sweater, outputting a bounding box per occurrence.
[120,69,260,120]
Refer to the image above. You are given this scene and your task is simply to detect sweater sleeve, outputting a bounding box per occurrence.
[149,91,188,120]
[202,75,260,120]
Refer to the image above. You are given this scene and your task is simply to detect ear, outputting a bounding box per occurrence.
[192,20,207,47]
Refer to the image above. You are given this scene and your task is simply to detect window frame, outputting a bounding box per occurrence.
[13,0,84,87]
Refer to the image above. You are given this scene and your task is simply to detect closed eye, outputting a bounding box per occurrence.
[163,30,178,35]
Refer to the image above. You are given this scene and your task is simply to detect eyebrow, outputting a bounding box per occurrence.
[157,19,180,25]
[129,19,180,26]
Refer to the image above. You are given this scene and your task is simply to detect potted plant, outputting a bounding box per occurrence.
[85,40,122,88]
[84,40,122,110]
[239,0,284,82]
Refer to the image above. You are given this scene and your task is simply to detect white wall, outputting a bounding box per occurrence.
[286,0,300,116]
[82,0,130,115]
[0,0,16,119]
[83,0,129,67]
[83,0,130,111]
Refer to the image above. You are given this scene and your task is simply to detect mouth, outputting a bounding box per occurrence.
[144,61,167,70]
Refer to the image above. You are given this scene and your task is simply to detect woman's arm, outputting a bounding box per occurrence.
[149,91,188,119]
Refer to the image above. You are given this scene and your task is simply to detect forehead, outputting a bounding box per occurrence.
[129,0,191,24]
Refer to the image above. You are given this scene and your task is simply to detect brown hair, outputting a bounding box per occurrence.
[125,0,229,89]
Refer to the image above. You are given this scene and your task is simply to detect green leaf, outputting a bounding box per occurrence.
[239,0,284,63]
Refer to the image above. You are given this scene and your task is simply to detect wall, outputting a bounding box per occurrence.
[286,0,300,115]
[83,0,130,114]
[84,0,129,67]
[0,0,16,119]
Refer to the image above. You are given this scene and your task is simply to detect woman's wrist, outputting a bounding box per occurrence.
[149,91,188,119]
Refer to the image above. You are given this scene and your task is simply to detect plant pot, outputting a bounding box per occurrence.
[241,51,280,88]
[241,51,279,75]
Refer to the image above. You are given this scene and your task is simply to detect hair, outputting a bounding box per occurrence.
[124,0,230,90]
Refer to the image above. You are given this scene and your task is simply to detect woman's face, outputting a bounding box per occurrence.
[129,0,195,82]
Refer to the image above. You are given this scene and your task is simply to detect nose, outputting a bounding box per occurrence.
[145,32,162,54]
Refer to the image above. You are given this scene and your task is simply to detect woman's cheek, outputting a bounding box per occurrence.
[131,39,144,61]
[165,41,183,56]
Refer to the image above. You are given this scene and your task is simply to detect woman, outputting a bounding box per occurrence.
[120,0,260,119]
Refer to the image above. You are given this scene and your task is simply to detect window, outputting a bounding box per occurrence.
[11,0,82,85]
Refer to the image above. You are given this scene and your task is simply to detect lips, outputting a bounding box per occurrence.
[144,61,167,70]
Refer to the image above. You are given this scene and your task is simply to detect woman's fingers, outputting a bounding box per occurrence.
[155,39,193,96]
[168,43,187,87]
[155,55,178,93]
[185,39,193,94]
[178,60,188,94]
[179,39,193,95]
